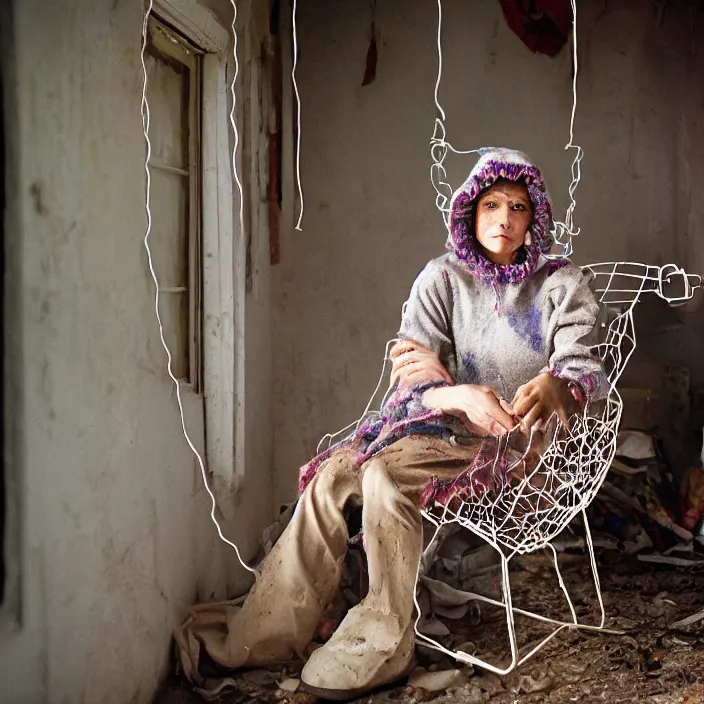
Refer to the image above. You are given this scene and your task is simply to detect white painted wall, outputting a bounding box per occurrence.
[272,0,704,505]
[1,0,273,702]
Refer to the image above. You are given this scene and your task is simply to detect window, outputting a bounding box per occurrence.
[145,0,245,492]
[145,17,203,390]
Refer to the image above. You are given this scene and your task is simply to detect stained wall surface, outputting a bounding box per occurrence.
[0,0,273,701]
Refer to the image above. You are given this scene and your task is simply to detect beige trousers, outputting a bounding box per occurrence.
[176,434,482,690]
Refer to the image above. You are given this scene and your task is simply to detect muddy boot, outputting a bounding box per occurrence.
[299,606,415,700]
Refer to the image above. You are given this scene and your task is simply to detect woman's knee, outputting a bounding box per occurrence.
[361,458,390,496]
[362,458,421,529]
[308,454,359,503]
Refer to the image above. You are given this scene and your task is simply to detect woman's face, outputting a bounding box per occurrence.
[474,180,533,266]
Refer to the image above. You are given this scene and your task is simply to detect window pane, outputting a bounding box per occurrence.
[145,47,190,171]
[150,169,189,288]
[144,19,199,383]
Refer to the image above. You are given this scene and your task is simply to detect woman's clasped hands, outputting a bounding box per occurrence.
[423,373,578,437]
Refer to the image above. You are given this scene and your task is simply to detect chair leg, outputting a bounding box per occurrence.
[413,540,521,675]
[500,552,519,673]
[413,518,614,675]
[549,543,578,624]
[582,507,606,628]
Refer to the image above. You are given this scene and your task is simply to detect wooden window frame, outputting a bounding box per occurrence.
[146,17,204,391]
[152,0,246,498]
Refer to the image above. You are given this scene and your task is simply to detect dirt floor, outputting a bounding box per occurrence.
[154,551,704,704]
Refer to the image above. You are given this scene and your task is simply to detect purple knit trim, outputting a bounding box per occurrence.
[382,379,450,421]
[418,438,511,508]
[548,368,602,402]
[448,160,553,285]
[572,372,602,400]
[350,379,452,463]
[297,380,453,496]
[353,413,448,464]
[544,257,570,277]
[298,445,337,495]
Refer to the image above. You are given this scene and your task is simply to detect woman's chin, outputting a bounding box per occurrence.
[484,248,517,266]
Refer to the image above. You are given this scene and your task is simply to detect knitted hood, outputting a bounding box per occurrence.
[448,148,554,284]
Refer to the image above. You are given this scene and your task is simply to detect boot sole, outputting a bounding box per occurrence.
[298,658,416,702]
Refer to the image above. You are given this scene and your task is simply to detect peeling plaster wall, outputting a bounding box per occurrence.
[0,0,272,702]
[273,0,704,505]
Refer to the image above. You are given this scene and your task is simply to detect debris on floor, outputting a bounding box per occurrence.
[155,525,704,704]
[587,429,704,556]
[154,553,704,703]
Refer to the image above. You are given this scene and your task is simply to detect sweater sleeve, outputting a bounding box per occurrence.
[547,266,608,401]
[397,259,454,365]
[379,260,456,421]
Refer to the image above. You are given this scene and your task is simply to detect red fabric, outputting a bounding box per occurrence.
[498,0,572,57]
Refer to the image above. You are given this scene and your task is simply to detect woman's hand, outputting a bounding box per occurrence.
[389,341,453,388]
[511,373,578,433]
[422,384,516,437]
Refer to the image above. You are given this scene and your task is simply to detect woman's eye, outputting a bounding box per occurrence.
[483,201,497,209]
[512,203,527,211]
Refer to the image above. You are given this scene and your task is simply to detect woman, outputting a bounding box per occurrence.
[176,148,607,700]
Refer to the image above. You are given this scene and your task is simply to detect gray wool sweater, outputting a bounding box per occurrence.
[398,252,607,400]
